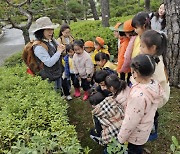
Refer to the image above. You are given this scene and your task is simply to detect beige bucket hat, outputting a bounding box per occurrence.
[33,17,59,33]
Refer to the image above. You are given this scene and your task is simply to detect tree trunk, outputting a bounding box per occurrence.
[144,0,150,12]
[138,0,140,6]
[22,28,30,44]
[164,0,180,87]
[89,0,99,20]
[101,0,110,27]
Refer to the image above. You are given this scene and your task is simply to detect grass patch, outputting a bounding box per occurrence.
[67,87,180,153]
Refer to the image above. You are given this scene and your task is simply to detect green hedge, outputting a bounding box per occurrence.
[0,64,82,153]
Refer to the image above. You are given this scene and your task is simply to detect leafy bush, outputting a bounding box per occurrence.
[0,64,82,153]
[4,52,23,67]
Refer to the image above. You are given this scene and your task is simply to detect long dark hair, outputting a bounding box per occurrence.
[105,74,127,98]
[141,30,167,67]
[154,3,166,30]
[58,24,70,37]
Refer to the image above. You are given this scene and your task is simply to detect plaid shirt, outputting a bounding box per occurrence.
[92,96,124,145]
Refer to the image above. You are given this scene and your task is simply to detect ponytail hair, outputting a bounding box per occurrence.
[105,74,127,98]
[131,54,159,77]
[141,30,167,67]
[132,12,151,30]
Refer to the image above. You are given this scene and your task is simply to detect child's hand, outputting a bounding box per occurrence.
[92,105,96,108]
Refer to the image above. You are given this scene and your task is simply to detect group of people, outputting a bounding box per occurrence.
[28,3,170,154]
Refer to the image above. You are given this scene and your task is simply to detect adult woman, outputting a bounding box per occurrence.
[150,3,166,34]
[33,16,64,92]
[57,24,74,45]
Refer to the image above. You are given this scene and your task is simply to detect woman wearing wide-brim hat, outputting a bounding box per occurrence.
[32,16,69,97]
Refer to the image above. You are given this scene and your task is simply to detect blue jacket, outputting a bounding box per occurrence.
[64,54,70,79]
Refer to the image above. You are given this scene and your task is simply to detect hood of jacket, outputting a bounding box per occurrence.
[132,79,164,105]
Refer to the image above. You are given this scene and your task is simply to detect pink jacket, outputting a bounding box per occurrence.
[118,80,164,145]
[73,51,94,78]
[115,86,130,111]
[120,36,136,73]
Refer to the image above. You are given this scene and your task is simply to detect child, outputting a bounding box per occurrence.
[95,52,117,71]
[140,30,170,140]
[90,74,129,145]
[63,44,77,100]
[118,54,164,154]
[117,19,134,83]
[131,12,151,58]
[140,30,170,107]
[73,40,94,101]
[91,37,110,64]
[57,24,74,45]
[110,22,122,50]
[84,41,95,56]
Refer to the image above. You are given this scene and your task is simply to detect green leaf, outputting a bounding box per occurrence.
[171,144,176,152]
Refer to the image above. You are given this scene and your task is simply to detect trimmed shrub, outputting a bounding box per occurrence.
[0,64,82,153]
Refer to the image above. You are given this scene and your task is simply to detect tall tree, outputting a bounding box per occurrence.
[144,0,150,12]
[89,0,99,20]
[164,0,180,87]
[101,0,110,27]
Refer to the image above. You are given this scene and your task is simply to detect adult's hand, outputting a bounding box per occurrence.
[57,44,65,54]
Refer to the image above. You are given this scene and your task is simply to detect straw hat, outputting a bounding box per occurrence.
[33,17,59,33]
[118,19,134,32]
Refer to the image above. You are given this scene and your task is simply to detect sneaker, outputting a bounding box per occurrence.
[148,132,158,141]
[66,95,72,101]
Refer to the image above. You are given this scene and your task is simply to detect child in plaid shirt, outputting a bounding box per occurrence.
[90,74,130,145]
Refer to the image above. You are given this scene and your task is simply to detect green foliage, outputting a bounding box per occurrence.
[107,138,128,154]
[170,136,180,154]
[0,64,82,153]
[4,52,23,68]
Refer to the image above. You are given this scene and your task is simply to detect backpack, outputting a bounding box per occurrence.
[103,67,118,76]
[22,40,48,74]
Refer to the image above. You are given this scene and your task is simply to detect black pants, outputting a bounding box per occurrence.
[120,72,131,84]
[128,143,143,154]
[62,78,70,96]
[93,116,102,136]
[62,73,80,96]
[74,77,91,91]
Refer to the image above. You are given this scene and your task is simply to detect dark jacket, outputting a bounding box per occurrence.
[35,40,64,81]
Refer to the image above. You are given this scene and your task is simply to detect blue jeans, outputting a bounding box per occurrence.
[54,77,62,92]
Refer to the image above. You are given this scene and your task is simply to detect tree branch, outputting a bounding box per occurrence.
[6,0,33,7]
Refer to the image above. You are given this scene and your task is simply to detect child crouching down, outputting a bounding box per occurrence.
[90,74,130,145]
[118,54,164,154]
[73,40,94,101]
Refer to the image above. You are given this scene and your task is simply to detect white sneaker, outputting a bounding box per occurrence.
[66,95,72,101]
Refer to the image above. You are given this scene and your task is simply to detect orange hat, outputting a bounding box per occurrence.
[84,41,94,48]
[109,22,121,31]
[95,37,105,47]
[118,19,134,32]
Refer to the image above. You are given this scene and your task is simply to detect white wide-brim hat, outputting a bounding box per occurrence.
[32,16,59,33]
